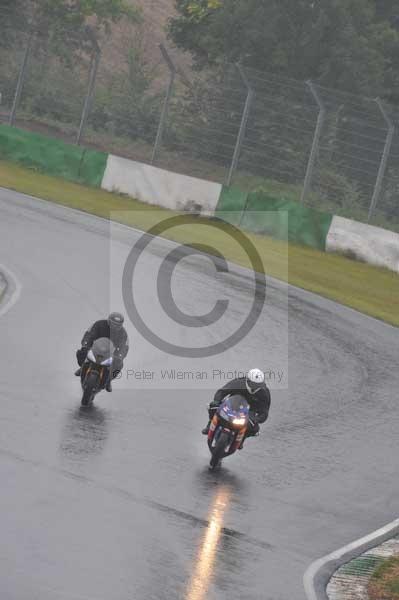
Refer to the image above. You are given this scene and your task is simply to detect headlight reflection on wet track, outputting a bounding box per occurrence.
[186,485,231,600]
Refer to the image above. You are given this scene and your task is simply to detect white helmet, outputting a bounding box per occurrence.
[246,368,265,394]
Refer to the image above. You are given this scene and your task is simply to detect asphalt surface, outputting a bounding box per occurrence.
[0,187,398,600]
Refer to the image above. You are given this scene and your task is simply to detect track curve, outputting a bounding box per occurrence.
[0,187,398,600]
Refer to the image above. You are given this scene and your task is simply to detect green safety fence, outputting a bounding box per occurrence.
[0,124,108,187]
[216,185,333,251]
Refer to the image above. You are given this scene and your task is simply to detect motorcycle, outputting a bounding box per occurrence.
[207,394,250,470]
[80,337,115,406]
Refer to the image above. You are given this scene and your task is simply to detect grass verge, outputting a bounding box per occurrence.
[7,113,399,233]
[368,556,399,599]
[1,159,398,327]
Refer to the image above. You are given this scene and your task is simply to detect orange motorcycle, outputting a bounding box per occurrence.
[207,394,250,469]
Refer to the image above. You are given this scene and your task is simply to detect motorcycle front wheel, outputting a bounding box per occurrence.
[209,430,231,469]
[81,371,99,406]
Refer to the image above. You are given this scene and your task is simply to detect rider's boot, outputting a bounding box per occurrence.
[202,421,211,435]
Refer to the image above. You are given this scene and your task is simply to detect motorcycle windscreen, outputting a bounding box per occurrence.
[220,394,249,420]
[91,337,115,364]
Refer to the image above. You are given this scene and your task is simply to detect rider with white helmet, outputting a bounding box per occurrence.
[202,368,271,447]
[246,368,266,393]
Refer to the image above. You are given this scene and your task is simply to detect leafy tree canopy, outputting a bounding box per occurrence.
[1,0,139,54]
[168,0,399,99]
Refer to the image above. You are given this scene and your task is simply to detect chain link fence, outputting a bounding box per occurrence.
[1,26,398,231]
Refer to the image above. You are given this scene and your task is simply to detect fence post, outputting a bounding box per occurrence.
[368,98,394,222]
[325,103,344,163]
[300,81,326,204]
[227,64,254,187]
[77,48,101,145]
[9,31,33,126]
[151,44,176,164]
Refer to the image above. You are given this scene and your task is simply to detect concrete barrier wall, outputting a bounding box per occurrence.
[101,154,222,214]
[1,124,398,274]
[326,216,399,272]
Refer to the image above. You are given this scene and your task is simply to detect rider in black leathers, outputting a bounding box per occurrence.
[202,369,271,447]
[75,312,129,392]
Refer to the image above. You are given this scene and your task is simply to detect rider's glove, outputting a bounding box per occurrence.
[249,413,259,426]
[76,346,88,366]
[211,396,221,407]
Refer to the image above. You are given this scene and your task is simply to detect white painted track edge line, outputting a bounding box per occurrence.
[303,518,399,600]
[0,263,22,317]
[0,269,8,299]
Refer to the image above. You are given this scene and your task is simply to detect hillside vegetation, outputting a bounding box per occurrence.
[1,1,399,227]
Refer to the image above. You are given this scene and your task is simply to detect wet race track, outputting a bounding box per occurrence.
[0,188,398,600]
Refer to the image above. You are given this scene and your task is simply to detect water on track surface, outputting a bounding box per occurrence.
[0,188,398,600]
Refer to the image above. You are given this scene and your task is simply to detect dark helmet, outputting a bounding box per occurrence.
[108,312,124,329]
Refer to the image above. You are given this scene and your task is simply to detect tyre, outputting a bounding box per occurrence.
[81,371,99,406]
[209,430,231,469]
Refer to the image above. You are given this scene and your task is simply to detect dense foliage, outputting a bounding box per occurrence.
[1,0,398,223]
[0,0,138,54]
[169,0,399,101]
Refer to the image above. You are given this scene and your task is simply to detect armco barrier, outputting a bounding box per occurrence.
[0,124,107,187]
[216,186,333,250]
[327,216,399,272]
[101,154,222,214]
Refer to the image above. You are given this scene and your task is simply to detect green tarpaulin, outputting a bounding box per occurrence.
[216,185,333,250]
[0,125,107,187]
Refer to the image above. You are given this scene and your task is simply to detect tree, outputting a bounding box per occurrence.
[0,0,140,56]
[168,0,399,98]
[0,0,29,46]
[374,0,399,23]
[0,0,141,123]
[90,27,162,141]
